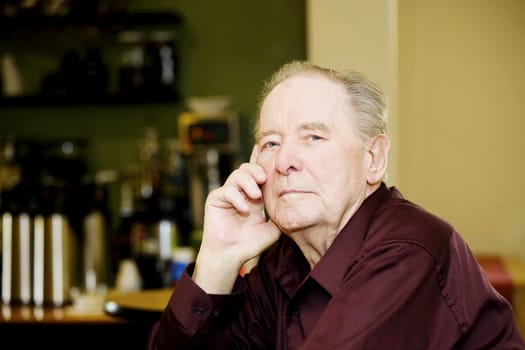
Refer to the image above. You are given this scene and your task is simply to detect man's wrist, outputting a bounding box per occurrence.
[192,253,242,294]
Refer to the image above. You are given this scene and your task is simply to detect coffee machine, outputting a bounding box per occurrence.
[178,109,239,232]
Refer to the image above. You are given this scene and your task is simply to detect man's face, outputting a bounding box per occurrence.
[256,74,373,235]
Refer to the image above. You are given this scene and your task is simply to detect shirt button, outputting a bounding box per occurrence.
[193,307,205,316]
[212,309,220,317]
[294,309,300,317]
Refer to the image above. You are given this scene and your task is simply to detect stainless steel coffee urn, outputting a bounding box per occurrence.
[1,211,33,305]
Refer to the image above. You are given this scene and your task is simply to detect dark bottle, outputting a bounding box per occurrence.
[155,189,179,287]
[58,50,83,98]
[143,30,178,100]
[111,179,136,283]
[164,139,192,246]
[81,48,109,100]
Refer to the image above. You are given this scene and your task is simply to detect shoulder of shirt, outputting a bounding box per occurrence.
[368,186,457,263]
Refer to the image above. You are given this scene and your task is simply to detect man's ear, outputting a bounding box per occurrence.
[366,134,390,185]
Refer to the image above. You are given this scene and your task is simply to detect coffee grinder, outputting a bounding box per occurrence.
[178,109,239,238]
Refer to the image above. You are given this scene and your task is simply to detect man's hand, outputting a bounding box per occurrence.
[192,145,281,294]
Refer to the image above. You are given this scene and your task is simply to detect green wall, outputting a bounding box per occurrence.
[0,0,306,172]
[0,0,305,240]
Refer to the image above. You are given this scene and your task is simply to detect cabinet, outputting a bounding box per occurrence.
[0,304,153,350]
[0,6,183,106]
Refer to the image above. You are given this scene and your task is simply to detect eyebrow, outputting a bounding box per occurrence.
[255,121,330,142]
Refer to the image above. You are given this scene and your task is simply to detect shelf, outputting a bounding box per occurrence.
[0,94,180,108]
[0,11,183,31]
[0,9,183,108]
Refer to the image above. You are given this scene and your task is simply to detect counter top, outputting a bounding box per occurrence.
[0,288,173,324]
[0,304,126,324]
[104,288,173,324]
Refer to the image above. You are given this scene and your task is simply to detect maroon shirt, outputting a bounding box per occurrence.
[151,183,525,349]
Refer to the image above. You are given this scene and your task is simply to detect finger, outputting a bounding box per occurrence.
[222,185,252,213]
[211,180,263,215]
[224,166,262,200]
[208,183,246,211]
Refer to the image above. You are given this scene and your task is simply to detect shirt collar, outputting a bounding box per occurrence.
[276,182,391,298]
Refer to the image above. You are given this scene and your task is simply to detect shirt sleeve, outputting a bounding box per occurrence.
[151,263,246,350]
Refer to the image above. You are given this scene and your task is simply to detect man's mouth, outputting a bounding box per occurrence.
[279,189,308,197]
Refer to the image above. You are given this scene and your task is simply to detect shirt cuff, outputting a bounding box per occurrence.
[168,263,246,333]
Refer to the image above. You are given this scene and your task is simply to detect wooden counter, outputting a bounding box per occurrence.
[0,287,172,323]
[104,288,173,323]
[0,304,126,324]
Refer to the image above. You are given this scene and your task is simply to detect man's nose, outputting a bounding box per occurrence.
[275,141,303,175]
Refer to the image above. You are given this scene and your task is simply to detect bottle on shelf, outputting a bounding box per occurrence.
[143,30,178,100]
[117,30,146,99]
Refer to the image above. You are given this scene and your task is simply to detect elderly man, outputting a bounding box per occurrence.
[149,61,525,349]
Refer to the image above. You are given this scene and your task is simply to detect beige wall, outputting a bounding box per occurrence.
[307,0,400,186]
[307,0,525,260]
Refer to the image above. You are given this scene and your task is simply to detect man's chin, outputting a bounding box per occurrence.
[270,202,318,228]
[275,216,317,234]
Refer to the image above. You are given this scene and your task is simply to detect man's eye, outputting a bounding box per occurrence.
[307,134,323,141]
[263,141,279,149]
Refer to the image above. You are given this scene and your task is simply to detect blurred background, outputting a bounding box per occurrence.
[0,0,524,305]
[0,0,306,301]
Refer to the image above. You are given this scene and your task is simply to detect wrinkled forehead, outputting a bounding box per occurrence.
[262,74,345,107]
[257,74,350,133]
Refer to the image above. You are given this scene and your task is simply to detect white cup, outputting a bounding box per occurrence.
[115,259,142,292]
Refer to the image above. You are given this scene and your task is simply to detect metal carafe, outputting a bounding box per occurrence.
[42,212,77,306]
[1,211,33,305]
[35,184,79,307]
[1,185,39,306]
